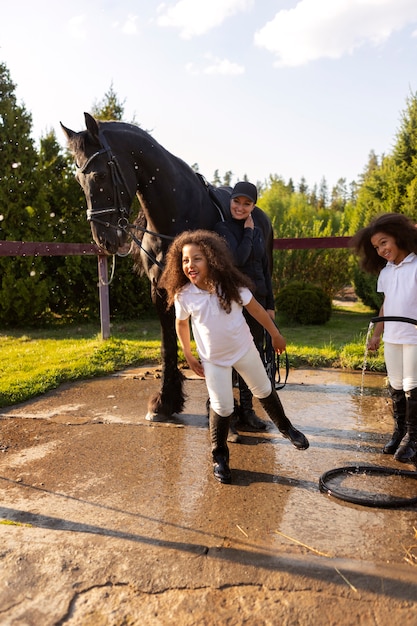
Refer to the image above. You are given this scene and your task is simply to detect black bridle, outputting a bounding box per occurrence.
[77,131,132,226]
[76,131,170,270]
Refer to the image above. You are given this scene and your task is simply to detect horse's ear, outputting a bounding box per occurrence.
[84,112,100,139]
[60,122,75,141]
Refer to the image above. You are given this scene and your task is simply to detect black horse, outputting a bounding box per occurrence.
[61,112,273,420]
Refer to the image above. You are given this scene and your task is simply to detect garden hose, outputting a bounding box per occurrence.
[319,465,417,508]
[371,315,417,326]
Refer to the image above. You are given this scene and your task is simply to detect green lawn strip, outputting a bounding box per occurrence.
[0,306,385,408]
[278,306,385,371]
[0,333,161,407]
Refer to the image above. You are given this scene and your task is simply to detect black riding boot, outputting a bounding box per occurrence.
[394,387,417,463]
[209,410,232,483]
[258,387,309,450]
[227,412,242,444]
[207,397,241,443]
[383,386,406,454]
[237,384,267,431]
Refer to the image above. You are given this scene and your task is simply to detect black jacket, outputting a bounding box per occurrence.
[215,219,275,311]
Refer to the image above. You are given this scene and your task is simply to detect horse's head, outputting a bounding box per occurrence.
[61,113,137,254]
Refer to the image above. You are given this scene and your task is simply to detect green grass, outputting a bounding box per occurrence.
[0,319,162,408]
[0,303,385,408]
[279,302,384,371]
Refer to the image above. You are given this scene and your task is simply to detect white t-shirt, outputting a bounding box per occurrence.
[174,283,254,366]
[377,252,417,344]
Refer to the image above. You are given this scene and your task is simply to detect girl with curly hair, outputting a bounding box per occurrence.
[352,213,417,464]
[159,229,309,484]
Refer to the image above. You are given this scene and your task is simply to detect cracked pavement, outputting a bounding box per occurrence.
[1,367,417,625]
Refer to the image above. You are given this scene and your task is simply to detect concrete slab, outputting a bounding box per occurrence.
[0,367,416,625]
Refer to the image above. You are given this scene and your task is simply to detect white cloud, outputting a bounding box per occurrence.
[157,0,253,39]
[186,54,244,76]
[67,15,87,40]
[185,62,199,75]
[203,60,244,76]
[121,15,138,35]
[203,54,245,75]
[254,0,417,67]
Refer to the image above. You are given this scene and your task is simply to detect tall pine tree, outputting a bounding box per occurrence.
[37,130,100,319]
[350,91,417,310]
[0,62,50,325]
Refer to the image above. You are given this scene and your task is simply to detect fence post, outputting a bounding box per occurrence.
[97,255,111,339]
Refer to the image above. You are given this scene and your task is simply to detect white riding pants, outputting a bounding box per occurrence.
[203,343,272,417]
[384,342,417,392]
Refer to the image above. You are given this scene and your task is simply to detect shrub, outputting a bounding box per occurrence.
[277,281,332,325]
[352,266,383,313]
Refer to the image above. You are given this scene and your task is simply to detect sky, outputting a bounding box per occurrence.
[1,0,417,192]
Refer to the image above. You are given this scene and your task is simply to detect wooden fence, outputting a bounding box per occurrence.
[0,236,352,338]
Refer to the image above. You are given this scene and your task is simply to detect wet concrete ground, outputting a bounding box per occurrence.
[0,367,417,625]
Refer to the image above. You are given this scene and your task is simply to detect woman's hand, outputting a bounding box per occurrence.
[244,213,254,229]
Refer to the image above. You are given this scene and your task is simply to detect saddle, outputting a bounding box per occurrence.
[196,173,232,221]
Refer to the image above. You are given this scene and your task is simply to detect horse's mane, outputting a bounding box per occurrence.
[67,119,143,151]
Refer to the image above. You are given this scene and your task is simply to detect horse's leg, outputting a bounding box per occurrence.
[146,290,186,420]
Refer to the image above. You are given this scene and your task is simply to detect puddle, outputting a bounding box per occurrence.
[0,368,416,569]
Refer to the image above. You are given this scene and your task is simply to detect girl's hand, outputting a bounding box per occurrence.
[272,332,286,354]
[186,355,205,377]
[367,336,381,352]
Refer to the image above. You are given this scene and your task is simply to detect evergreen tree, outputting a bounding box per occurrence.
[298,177,308,195]
[259,175,351,299]
[38,130,100,319]
[330,178,348,212]
[0,62,50,325]
[91,82,125,121]
[308,183,318,209]
[317,177,328,209]
[211,169,222,186]
[287,178,295,193]
[222,171,233,186]
[350,92,417,309]
[353,94,417,229]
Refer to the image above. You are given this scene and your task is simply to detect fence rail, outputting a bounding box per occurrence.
[273,236,351,250]
[0,241,110,338]
[0,236,353,338]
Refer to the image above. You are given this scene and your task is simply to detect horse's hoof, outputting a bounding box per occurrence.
[145,411,179,422]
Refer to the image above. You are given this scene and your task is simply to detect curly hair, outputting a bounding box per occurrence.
[159,229,254,312]
[350,213,417,274]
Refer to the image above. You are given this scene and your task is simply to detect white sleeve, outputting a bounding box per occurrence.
[174,295,190,320]
[239,287,254,306]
